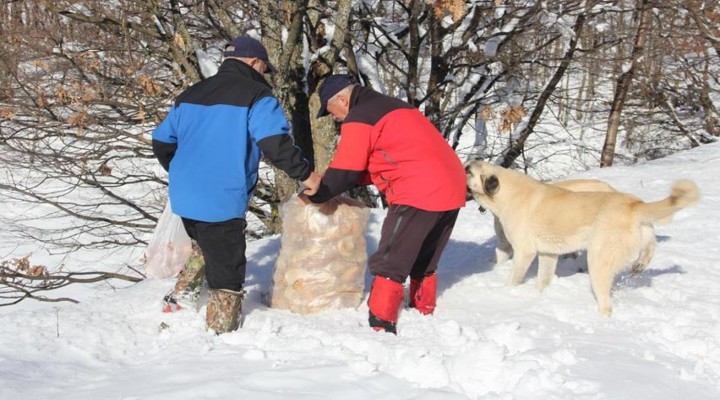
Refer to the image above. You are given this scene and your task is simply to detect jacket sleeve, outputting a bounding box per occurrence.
[256,135,311,181]
[250,96,311,181]
[307,168,366,203]
[308,122,371,203]
[358,172,372,186]
[151,105,179,172]
[152,140,177,172]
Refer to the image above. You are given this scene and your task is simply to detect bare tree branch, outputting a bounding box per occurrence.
[0,256,143,306]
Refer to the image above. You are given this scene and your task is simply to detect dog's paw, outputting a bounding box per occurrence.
[494,252,511,265]
[536,280,551,292]
[598,305,613,317]
[506,277,523,286]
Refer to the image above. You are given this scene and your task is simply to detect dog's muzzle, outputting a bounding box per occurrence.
[466,188,487,214]
[465,190,474,202]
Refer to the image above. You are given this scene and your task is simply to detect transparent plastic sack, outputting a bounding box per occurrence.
[143,201,193,279]
[269,195,370,314]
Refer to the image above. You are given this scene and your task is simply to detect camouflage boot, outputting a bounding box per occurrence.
[163,243,206,312]
[206,288,245,334]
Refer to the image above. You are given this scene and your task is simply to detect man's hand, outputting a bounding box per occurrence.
[296,195,337,215]
[300,171,322,196]
[297,193,312,205]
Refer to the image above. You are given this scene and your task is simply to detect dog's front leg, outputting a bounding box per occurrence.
[493,216,513,264]
[536,253,559,291]
[507,250,535,286]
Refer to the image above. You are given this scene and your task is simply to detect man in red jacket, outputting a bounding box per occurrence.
[305,74,466,334]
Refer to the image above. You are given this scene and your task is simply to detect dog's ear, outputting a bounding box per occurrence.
[483,175,500,196]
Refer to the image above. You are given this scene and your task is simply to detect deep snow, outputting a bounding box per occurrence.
[1,143,719,399]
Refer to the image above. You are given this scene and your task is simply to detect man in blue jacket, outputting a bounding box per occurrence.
[152,35,320,334]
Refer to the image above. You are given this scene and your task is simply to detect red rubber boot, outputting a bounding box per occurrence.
[367,276,404,334]
[409,273,437,315]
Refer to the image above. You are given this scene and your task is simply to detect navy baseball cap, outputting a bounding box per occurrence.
[317,74,358,117]
[223,35,277,74]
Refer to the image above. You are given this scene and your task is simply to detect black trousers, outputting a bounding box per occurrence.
[181,217,247,291]
[368,205,459,283]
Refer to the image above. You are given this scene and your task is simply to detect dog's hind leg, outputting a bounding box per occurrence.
[588,218,644,316]
[494,216,513,264]
[631,226,656,275]
[587,244,631,317]
[587,259,615,316]
[536,253,559,291]
[507,250,536,286]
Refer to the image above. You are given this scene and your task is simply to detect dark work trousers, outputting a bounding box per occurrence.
[181,217,247,291]
[368,205,460,283]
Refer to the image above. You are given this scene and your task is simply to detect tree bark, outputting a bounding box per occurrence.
[309,0,353,173]
[600,0,652,167]
[260,0,308,208]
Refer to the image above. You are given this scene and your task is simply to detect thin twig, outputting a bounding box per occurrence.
[0,267,143,306]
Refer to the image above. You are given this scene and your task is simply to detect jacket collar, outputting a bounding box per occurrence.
[217,58,271,88]
[348,85,372,110]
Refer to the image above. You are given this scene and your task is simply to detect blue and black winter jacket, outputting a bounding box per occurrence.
[152,59,311,222]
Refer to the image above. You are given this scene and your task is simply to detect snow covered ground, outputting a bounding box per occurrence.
[1,142,719,399]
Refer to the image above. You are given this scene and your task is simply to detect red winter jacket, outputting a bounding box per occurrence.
[309,86,466,211]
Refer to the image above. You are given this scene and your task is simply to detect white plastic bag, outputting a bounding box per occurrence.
[269,195,370,314]
[143,201,192,279]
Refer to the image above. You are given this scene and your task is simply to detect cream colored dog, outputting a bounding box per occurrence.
[492,179,656,275]
[466,161,700,316]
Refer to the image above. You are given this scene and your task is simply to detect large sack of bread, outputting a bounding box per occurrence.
[269,195,370,314]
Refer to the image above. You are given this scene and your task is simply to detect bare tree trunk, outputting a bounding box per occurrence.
[583,28,599,130]
[0,2,20,100]
[308,0,353,173]
[699,50,719,137]
[656,99,700,147]
[575,70,587,123]
[501,12,587,168]
[260,1,309,207]
[205,0,241,38]
[600,0,652,167]
[690,3,720,59]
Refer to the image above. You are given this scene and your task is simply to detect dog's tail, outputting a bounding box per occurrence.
[637,180,700,225]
